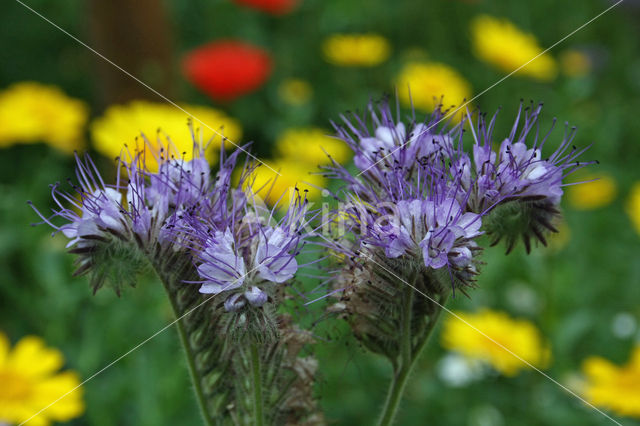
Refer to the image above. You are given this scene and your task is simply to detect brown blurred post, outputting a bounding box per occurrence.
[88,0,175,106]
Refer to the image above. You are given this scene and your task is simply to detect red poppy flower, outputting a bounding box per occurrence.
[183,40,273,102]
[233,0,298,15]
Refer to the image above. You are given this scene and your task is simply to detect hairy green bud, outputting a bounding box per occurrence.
[483,199,560,254]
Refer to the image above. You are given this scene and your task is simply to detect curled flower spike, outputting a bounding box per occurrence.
[326,99,593,260]
[464,102,595,252]
[31,154,124,245]
[29,153,146,294]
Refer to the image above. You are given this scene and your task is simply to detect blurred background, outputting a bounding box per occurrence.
[1,0,639,425]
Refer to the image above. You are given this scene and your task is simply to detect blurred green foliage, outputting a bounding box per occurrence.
[1,0,639,424]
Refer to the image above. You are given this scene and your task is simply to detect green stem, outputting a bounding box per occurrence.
[400,284,414,370]
[378,364,412,426]
[377,288,448,426]
[413,294,447,361]
[250,343,265,426]
[161,281,214,426]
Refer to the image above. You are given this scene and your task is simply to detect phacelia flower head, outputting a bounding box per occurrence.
[323,98,592,360]
[324,99,484,290]
[328,99,594,257]
[30,121,312,303]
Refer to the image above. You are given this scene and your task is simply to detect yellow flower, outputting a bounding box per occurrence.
[278,79,313,105]
[90,100,241,171]
[626,182,640,235]
[441,309,550,376]
[567,174,617,210]
[559,49,592,77]
[322,33,391,67]
[395,62,472,120]
[0,81,88,152]
[0,332,84,426]
[582,345,640,418]
[276,127,351,166]
[248,159,326,205]
[470,15,557,81]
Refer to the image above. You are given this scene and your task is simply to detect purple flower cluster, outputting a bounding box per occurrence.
[188,192,310,312]
[48,157,128,248]
[32,132,310,309]
[461,103,588,213]
[325,100,592,287]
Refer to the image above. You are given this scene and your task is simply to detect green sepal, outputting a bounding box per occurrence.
[483,198,560,254]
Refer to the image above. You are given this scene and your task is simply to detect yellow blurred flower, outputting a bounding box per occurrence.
[322,33,391,67]
[0,81,88,153]
[470,15,557,81]
[559,49,592,77]
[582,345,640,418]
[0,332,84,426]
[441,309,550,376]
[627,182,640,235]
[276,127,351,166]
[90,100,241,171]
[567,174,617,210]
[249,159,326,205]
[278,78,313,105]
[395,62,472,120]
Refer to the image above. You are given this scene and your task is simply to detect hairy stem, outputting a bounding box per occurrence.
[250,343,265,426]
[161,279,215,426]
[377,285,448,426]
[378,363,411,426]
[400,284,414,370]
[413,294,447,362]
